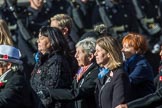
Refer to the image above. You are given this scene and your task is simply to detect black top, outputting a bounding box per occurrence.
[30,51,72,108]
[0,69,33,108]
[95,67,131,108]
[48,63,99,108]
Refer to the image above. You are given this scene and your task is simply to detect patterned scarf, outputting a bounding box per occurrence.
[77,63,92,82]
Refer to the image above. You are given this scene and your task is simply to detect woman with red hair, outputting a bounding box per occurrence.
[121,32,155,100]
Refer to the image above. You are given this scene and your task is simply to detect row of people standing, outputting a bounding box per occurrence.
[32,31,156,108]
[32,25,156,108]
[0,18,159,108]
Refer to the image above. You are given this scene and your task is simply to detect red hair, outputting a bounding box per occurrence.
[122,32,148,54]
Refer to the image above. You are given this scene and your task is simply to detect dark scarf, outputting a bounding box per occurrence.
[124,54,139,73]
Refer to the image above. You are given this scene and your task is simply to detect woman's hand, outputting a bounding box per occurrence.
[115,104,128,108]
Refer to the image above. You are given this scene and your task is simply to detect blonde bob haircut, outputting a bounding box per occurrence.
[96,36,123,70]
[122,32,148,54]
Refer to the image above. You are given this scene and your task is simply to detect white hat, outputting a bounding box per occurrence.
[0,45,22,64]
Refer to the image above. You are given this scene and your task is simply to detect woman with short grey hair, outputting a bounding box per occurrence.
[76,37,96,55]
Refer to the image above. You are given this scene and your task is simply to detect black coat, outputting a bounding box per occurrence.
[126,63,162,108]
[127,86,162,108]
[95,67,131,108]
[30,52,73,108]
[0,69,33,108]
[48,63,99,108]
[124,55,155,100]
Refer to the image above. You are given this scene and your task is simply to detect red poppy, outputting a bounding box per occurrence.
[0,80,7,88]
[0,82,5,87]
[3,55,8,60]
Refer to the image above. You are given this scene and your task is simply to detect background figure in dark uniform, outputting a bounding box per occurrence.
[75,0,98,29]
[66,0,101,37]
[45,0,71,18]
[0,0,26,42]
[25,0,50,39]
[97,0,139,41]
[131,0,162,77]
[131,0,162,49]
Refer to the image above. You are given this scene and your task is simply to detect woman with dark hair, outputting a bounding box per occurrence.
[30,26,73,108]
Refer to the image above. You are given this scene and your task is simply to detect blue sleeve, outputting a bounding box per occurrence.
[129,62,153,84]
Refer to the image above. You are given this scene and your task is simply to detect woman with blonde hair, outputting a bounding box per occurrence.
[94,36,131,108]
[0,19,14,45]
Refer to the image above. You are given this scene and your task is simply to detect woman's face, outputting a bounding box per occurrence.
[37,34,51,54]
[30,0,44,9]
[94,44,109,68]
[75,46,92,67]
[121,42,136,59]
